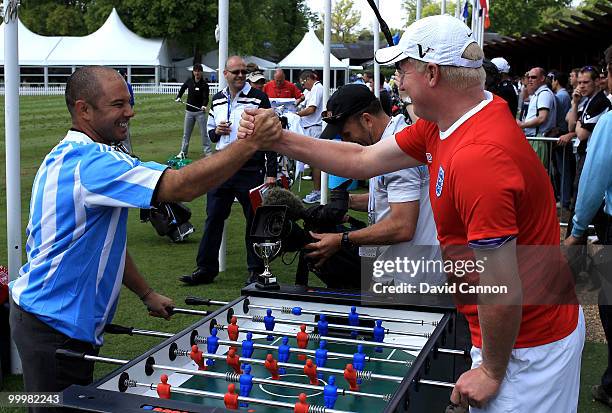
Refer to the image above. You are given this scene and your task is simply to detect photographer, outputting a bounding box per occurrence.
[304,85,442,287]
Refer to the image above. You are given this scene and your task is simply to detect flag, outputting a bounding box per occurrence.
[461,0,469,22]
[479,0,491,29]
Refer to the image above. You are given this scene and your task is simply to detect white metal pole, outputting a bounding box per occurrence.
[441,0,447,14]
[218,0,229,90]
[373,0,380,99]
[456,0,461,19]
[43,66,48,90]
[471,0,477,37]
[479,5,485,47]
[416,0,422,20]
[218,0,229,272]
[3,0,23,374]
[320,0,331,205]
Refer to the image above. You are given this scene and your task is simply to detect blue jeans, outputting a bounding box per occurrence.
[181,110,212,156]
[196,169,265,276]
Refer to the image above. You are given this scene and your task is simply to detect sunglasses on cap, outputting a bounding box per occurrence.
[228,69,248,75]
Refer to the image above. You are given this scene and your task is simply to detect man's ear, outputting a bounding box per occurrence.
[426,63,441,87]
[361,112,375,130]
[74,99,92,121]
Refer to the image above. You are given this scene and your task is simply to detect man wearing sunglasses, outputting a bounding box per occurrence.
[304,84,441,288]
[239,15,582,412]
[180,56,277,286]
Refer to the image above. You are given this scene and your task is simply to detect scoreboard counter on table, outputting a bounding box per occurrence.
[60,285,471,413]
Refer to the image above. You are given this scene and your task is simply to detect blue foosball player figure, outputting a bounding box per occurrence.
[206,328,219,366]
[264,309,276,341]
[348,306,359,339]
[278,336,291,374]
[323,375,338,408]
[239,364,253,407]
[373,320,385,353]
[315,340,328,379]
[317,314,329,336]
[353,344,366,384]
[242,331,254,358]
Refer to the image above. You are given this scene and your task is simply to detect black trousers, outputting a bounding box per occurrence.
[196,168,265,276]
[9,299,99,413]
[594,213,612,393]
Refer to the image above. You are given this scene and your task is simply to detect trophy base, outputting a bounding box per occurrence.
[255,275,280,290]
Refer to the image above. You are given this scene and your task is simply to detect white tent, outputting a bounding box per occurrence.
[277,29,348,87]
[0,8,170,84]
[46,9,169,67]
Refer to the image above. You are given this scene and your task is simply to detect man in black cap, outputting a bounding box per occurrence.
[305,84,441,287]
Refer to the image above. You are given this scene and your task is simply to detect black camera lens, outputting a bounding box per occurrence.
[264,211,285,237]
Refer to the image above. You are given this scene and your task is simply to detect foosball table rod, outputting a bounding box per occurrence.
[233,313,430,339]
[186,296,438,326]
[125,376,355,413]
[56,350,393,402]
[103,324,414,367]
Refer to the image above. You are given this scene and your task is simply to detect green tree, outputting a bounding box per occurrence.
[314,0,362,43]
[488,0,573,36]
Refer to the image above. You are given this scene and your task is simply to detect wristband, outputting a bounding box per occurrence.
[139,287,154,301]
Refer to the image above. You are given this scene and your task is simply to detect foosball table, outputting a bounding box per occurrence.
[59,285,470,412]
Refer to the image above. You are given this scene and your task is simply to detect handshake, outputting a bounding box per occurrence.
[237,108,284,149]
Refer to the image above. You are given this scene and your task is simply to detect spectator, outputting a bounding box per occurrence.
[247,71,266,91]
[569,68,581,91]
[175,64,212,159]
[297,70,324,204]
[564,49,612,408]
[548,70,575,215]
[491,57,518,117]
[179,56,277,286]
[518,67,557,169]
[565,65,612,235]
[263,69,304,102]
[306,84,442,289]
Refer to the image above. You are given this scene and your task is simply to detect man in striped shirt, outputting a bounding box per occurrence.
[9,66,275,406]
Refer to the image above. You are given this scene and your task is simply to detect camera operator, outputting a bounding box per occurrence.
[304,85,442,287]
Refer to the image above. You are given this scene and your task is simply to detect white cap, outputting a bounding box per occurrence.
[491,57,510,74]
[375,15,482,69]
[247,71,266,83]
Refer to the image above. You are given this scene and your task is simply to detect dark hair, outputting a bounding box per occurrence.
[547,70,568,88]
[65,66,115,116]
[579,66,599,81]
[299,70,317,81]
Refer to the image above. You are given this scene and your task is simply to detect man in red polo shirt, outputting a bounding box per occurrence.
[239,15,583,412]
[263,68,304,102]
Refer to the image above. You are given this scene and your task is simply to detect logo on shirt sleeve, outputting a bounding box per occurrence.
[426,153,433,163]
[435,166,445,197]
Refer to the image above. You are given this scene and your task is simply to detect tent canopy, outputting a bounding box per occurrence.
[0,8,169,67]
[277,30,349,69]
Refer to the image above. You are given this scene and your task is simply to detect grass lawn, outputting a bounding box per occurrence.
[0,94,610,412]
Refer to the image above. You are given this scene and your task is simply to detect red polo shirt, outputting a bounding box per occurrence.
[394,93,578,349]
[263,80,303,99]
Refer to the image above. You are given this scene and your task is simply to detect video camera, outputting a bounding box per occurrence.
[253,183,365,289]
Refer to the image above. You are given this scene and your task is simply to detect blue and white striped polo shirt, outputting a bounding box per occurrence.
[10,130,167,345]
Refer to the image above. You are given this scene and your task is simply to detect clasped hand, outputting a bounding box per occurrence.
[237,108,283,149]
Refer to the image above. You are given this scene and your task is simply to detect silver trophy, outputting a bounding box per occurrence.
[253,240,282,290]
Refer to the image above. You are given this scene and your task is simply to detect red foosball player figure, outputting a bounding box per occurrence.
[344,363,359,391]
[224,383,239,410]
[303,358,318,385]
[296,324,309,361]
[264,354,280,379]
[189,344,206,371]
[228,316,239,341]
[156,374,171,399]
[226,347,242,373]
[294,393,309,413]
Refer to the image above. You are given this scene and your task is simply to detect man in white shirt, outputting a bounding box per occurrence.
[297,70,324,204]
[305,84,442,288]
